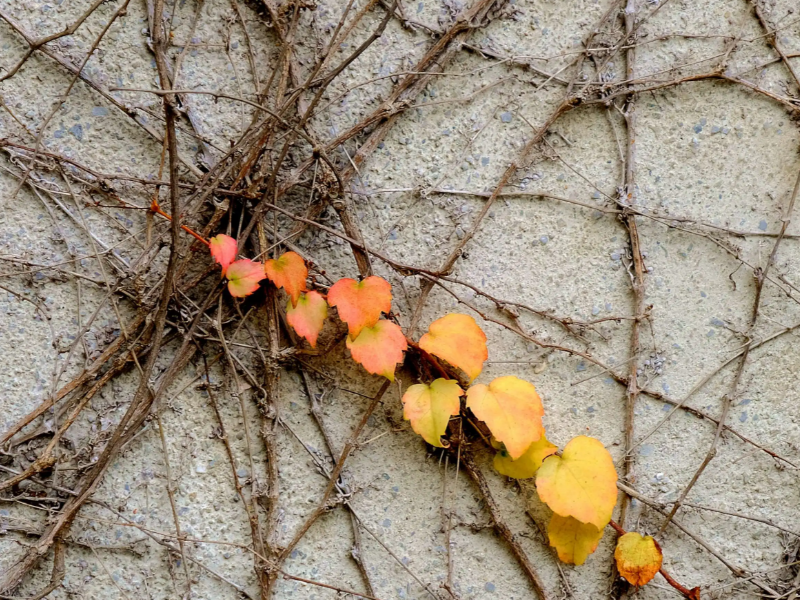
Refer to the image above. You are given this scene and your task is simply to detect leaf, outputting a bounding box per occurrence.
[494,433,557,479]
[264,251,308,307]
[547,514,604,566]
[401,378,463,447]
[418,313,487,381]
[209,234,237,276]
[328,276,392,339]
[465,376,544,459]
[286,291,327,348]
[535,436,618,530]
[346,320,407,381]
[614,532,663,586]
[226,259,265,298]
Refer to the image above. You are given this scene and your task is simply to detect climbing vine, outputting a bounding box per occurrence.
[204,231,680,593]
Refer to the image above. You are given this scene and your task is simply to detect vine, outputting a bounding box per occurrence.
[202,230,697,596]
[1,0,798,597]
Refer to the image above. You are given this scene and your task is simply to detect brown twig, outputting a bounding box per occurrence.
[617,0,646,536]
[658,164,800,534]
[270,379,392,582]
[751,1,800,91]
[459,447,551,600]
[0,0,201,588]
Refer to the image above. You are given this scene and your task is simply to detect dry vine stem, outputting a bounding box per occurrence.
[1,0,800,598]
[616,0,646,535]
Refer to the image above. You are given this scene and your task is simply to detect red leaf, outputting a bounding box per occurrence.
[209,234,237,276]
[286,291,328,347]
[328,276,392,339]
[226,259,265,298]
[264,251,308,307]
[346,320,407,381]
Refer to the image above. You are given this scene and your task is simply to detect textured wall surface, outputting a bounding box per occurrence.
[1,0,800,598]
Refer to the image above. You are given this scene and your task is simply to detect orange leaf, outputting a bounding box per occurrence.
[466,376,544,459]
[614,532,663,586]
[286,291,328,348]
[401,379,463,447]
[264,251,308,307]
[547,514,604,565]
[226,259,265,298]
[328,276,392,339]
[494,433,557,479]
[535,436,618,530]
[419,313,488,381]
[209,234,237,276]
[346,320,407,381]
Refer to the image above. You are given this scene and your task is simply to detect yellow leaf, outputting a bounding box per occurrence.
[547,514,604,565]
[494,434,557,479]
[401,379,463,447]
[419,313,487,381]
[614,532,663,586]
[535,436,618,530]
[466,376,544,459]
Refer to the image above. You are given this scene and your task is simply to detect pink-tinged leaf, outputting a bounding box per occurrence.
[226,259,265,298]
[328,276,392,339]
[346,320,407,381]
[286,291,328,347]
[209,234,237,276]
[264,251,308,307]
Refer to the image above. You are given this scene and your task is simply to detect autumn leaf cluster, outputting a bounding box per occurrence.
[206,234,663,586]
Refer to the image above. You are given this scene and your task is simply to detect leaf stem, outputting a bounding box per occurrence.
[405,337,452,381]
[150,199,210,246]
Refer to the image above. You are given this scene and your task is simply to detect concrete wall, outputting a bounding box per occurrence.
[1,0,799,598]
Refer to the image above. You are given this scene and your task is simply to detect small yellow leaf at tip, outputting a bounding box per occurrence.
[548,514,604,566]
[614,532,663,587]
[466,375,544,460]
[401,378,463,447]
[419,313,487,381]
[494,434,557,479]
[535,435,618,530]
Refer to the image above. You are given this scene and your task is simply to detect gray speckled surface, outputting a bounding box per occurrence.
[2,0,800,598]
